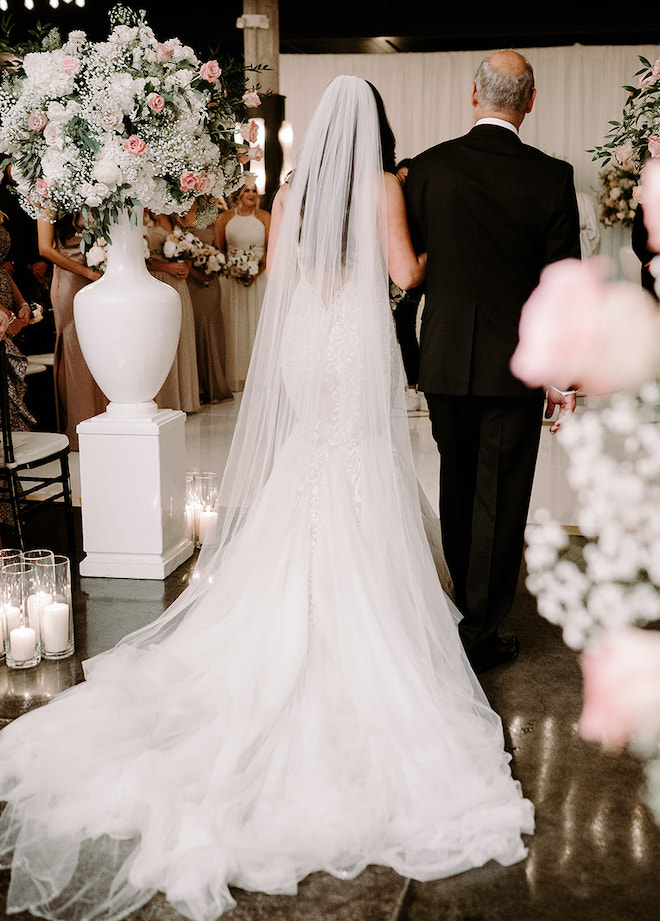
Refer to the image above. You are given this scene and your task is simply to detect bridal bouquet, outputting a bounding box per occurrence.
[27,302,43,324]
[0,4,264,246]
[223,248,260,285]
[146,221,226,275]
[191,242,226,276]
[159,225,200,262]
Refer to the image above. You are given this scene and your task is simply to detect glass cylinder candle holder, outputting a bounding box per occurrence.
[193,472,219,548]
[23,549,55,568]
[185,471,198,544]
[0,549,23,661]
[35,555,74,660]
[2,562,40,668]
[28,551,56,653]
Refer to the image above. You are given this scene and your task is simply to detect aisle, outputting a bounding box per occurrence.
[64,397,440,511]
[1,404,659,921]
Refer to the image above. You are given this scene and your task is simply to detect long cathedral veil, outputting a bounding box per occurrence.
[88,73,449,657]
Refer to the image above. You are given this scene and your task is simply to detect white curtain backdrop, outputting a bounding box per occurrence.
[280,45,660,272]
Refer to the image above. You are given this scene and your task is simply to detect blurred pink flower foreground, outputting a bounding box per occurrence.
[580,628,660,750]
[510,257,660,395]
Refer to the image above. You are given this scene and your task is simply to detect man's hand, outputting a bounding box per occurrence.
[545,386,577,434]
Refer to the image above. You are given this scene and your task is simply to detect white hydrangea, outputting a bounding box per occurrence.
[22,50,75,95]
[92,157,121,188]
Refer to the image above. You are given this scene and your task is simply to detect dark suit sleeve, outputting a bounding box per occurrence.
[631,204,659,299]
[404,163,426,256]
[632,204,654,264]
[544,163,582,265]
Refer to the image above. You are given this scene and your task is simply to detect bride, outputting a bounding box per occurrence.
[0,76,533,921]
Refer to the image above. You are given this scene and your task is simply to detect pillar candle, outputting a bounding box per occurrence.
[41,601,70,654]
[4,604,21,634]
[198,509,218,544]
[10,625,36,661]
[27,592,53,637]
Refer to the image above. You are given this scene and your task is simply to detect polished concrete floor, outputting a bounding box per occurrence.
[1,398,659,921]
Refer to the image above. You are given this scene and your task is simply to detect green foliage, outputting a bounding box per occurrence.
[588,54,660,174]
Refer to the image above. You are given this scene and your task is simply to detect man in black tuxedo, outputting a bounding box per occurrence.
[405,49,581,673]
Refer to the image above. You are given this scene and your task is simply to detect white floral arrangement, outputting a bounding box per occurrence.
[223,248,260,286]
[0,4,265,246]
[596,161,638,227]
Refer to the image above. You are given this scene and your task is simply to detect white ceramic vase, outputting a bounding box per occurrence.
[73,206,182,419]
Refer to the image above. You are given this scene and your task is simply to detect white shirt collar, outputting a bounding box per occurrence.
[475,117,518,135]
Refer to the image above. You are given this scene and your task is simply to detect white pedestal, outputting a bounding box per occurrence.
[77,409,194,579]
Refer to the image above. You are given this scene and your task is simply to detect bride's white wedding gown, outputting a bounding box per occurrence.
[0,268,533,921]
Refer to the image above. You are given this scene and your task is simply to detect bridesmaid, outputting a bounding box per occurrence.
[37,215,108,450]
[215,184,270,392]
[183,205,233,404]
[0,212,35,432]
[144,210,201,414]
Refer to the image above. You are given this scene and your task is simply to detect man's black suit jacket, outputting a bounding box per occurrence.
[405,124,581,398]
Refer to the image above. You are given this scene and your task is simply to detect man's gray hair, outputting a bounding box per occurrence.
[474,54,535,115]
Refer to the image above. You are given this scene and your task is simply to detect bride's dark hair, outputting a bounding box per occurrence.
[366,81,396,174]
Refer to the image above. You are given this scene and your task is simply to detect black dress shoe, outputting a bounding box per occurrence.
[469,634,519,674]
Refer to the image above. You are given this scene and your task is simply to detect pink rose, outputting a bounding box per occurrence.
[648,135,660,159]
[124,134,147,156]
[61,55,81,75]
[580,628,660,750]
[243,91,261,108]
[43,122,61,145]
[241,172,257,190]
[510,257,660,395]
[240,120,259,145]
[639,60,660,88]
[180,171,198,191]
[147,92,165,113]
[194,174,211,194]
[614,142,634,168]
[156,42,174,62]
[200,60,221,83]
[27,110,47,132]
[35,178,50,197]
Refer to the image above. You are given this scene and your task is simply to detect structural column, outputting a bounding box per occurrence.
[239,0,285,208]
